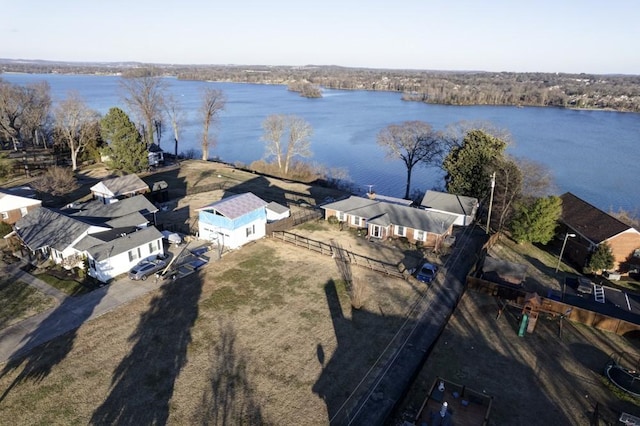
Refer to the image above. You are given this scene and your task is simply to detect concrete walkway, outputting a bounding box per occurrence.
[0,267,166,363]
[5,263,69,303]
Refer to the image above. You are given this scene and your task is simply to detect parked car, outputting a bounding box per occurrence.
[415,262,438,283]
[128,258,168,281]
[161,230,182,245]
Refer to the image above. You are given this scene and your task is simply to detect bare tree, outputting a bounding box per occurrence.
[0,80,51,149]
[490,156,523,233]
[31,166,78,196]
[165,94,184,159]
[377,121,443,199]
[54,92,100,171]
[517,157,556,200]
[120,68,167,148]
[261,114,313,175]
[199,87,226,161]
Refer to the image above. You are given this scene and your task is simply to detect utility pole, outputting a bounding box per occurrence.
[486,172,496,234]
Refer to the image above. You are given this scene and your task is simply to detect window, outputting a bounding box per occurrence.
[415,230,425,241]
[352,216,362,226]
[149,240,159,253]
[129,249,140,262]
[89,259,96,270]
[246,224,255,237]
[20,207,28,217]
[337,211,345,221]
[1,212,8,220]
[395,225,406,237]
[371,225,382,238]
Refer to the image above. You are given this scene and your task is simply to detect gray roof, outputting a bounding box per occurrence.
[15,207,101,251]
[323,196,457,234]
[367,193,413,206]
[321,196,379,213]
[90,174,149,197]
[70,195,158,221]
[420,190,478,216]
[197,192,267,220]
[79,226,163,261]
[266,201,289,215]
[105,211,149,228]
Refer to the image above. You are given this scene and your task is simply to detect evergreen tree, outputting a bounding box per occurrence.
[511,196,562,244]
[587,242,615,274]
[442,129,507,200]
[100,107,148,173]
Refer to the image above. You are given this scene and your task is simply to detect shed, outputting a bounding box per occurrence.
[266,201,290,222]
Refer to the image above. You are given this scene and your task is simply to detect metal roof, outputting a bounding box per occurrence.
[196,192,268,220]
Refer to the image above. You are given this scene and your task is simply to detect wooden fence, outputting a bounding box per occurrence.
[467,275,640,336]
[271,230,406,279]
[266,209,322,234]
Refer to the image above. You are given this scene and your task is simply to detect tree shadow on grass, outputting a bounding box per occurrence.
[0,286,106,402]
[197,320,264,425]
[90,273,202,425]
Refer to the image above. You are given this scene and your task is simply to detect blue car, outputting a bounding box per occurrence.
[416,262,438,283]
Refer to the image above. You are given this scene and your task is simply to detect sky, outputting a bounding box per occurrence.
[2,0,639,74]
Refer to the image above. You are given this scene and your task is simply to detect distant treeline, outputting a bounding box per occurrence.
[2,59,640,112]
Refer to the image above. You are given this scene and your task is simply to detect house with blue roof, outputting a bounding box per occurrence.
[196,192,268,250]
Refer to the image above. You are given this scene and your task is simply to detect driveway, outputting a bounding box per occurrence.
[0,270,165,363]
[0,240,209,363]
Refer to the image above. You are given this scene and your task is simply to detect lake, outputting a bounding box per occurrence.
[2,72,639,213]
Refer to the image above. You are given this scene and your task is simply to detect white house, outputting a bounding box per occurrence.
[15,198,164,282]
[196,192,268,250]
[90,174,149,204]
[420,190,479,226]
[75,226,164,282]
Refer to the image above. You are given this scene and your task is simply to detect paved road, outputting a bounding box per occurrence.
[0,266,166,363]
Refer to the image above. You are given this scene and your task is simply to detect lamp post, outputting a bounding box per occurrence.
[556,233,576,273]
[486,172,496,234]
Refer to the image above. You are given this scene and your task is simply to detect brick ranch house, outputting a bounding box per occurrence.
[559,192,640,272]
[321,195,457,248]
[0,187,41,225]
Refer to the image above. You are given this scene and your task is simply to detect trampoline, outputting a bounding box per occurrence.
[604,354,640,397]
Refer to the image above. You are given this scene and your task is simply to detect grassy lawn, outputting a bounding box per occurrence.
[0,237,422,425]
[0,280,56,329]
[34,273,92,296]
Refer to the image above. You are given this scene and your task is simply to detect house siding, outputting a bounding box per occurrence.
[88,237,163,282]
[608,230,640,269]
[562,227,640,271]
[198,208,267,249]
[1,204,40,224]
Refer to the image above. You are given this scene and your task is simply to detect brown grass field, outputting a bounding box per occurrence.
[0,228,424,425]
[2,161,640,425]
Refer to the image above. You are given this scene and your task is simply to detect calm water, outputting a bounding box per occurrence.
[3,72,639,213]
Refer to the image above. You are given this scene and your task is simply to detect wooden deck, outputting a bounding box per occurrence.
[414,378,492,426]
